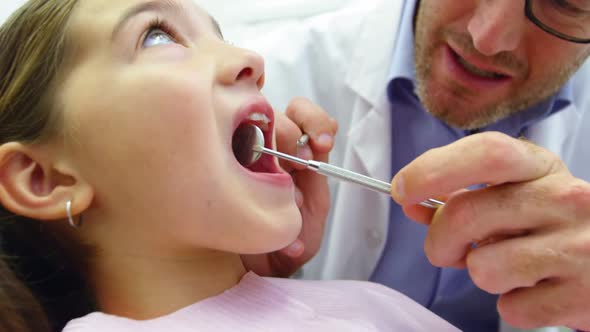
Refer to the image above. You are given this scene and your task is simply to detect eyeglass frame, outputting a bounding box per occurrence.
[525,0,590,44]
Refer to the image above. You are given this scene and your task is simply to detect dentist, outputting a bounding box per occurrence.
[238,0,590,331]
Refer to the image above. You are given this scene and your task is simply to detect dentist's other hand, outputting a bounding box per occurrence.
[242,97,338,277]
[391,132,590,331]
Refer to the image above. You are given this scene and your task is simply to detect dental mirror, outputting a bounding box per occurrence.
[232,124,444,209]
[232,124,264,167]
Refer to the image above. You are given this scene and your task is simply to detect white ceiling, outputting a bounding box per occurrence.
[2,0,356,26]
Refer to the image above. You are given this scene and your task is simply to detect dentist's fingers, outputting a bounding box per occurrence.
[284,97,338,164]
[464,233,569,296]
[393,132,590,329]
[275,97,338,262]
[274,111,308,172]
[274,97,337,171]
[401,190,466,225]
[280,239,305,258]
[391,132,566,206]
[497,278,588,330]
[423,174,586,268]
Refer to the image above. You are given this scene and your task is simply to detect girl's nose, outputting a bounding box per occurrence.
[467,0,526,56]
[217,44,265,90]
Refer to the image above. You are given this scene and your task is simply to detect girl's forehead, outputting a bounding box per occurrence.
[72,0,206,23]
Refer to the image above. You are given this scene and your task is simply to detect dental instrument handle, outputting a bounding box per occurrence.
[309,160,444,209]
[307,160,391,194]
[257,147,444,209]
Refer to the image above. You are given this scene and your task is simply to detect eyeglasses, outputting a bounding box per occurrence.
[525,0,590,44]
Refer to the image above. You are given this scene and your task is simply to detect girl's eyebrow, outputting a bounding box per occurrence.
[111,0,187,41]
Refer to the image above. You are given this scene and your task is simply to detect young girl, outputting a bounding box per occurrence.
[0,0,460,331]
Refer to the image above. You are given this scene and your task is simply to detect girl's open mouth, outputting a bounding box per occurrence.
[231,99,286,177]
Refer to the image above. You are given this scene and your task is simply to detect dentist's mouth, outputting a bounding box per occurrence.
[455,55,505,79]
[440,44,515,92]
[448,46,510,80]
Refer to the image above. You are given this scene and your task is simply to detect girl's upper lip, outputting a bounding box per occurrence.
[232,96,276,155]
[232,96,275,134]
[447,42,514,78]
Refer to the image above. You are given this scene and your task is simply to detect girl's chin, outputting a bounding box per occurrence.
[244,218,303,255]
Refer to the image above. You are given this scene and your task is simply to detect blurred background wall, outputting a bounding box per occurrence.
[1,0,357,25]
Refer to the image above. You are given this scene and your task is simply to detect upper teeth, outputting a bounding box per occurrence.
[457,56,503,79]
[247,113,270,130]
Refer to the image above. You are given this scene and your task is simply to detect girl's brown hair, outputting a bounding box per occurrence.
[0,1,94,331]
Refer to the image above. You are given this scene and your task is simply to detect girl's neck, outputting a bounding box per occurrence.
[89,249,246,320]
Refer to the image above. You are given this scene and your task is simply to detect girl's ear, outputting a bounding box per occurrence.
[0,142,93,222]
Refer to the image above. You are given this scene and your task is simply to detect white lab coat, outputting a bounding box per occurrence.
[227,0,590,331]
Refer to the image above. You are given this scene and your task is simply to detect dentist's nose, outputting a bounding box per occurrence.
[467,0,526,56]
[218,45,265,90]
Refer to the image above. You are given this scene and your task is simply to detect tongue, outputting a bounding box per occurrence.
[247,155,274,173]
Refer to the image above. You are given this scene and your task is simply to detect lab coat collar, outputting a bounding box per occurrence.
[342,0,404,185]
[527,60,590,157]
[388,0,418,82]
[345,0,404,110]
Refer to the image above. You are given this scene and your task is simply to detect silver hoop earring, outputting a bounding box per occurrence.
[66,200,84,228]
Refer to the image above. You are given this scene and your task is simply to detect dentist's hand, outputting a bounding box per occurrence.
[242,97,338,277]
[391,132,590,331]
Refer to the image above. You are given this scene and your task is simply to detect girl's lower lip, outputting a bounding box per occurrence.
[442,45,511,90]
[241,168,294,187]
[234,154,293,186]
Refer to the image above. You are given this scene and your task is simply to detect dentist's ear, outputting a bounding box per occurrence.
[0,142,93,222]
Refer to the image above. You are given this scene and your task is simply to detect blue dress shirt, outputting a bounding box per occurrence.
[369,1,573,331]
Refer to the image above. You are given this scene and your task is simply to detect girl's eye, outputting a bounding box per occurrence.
[142,28,175,48]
